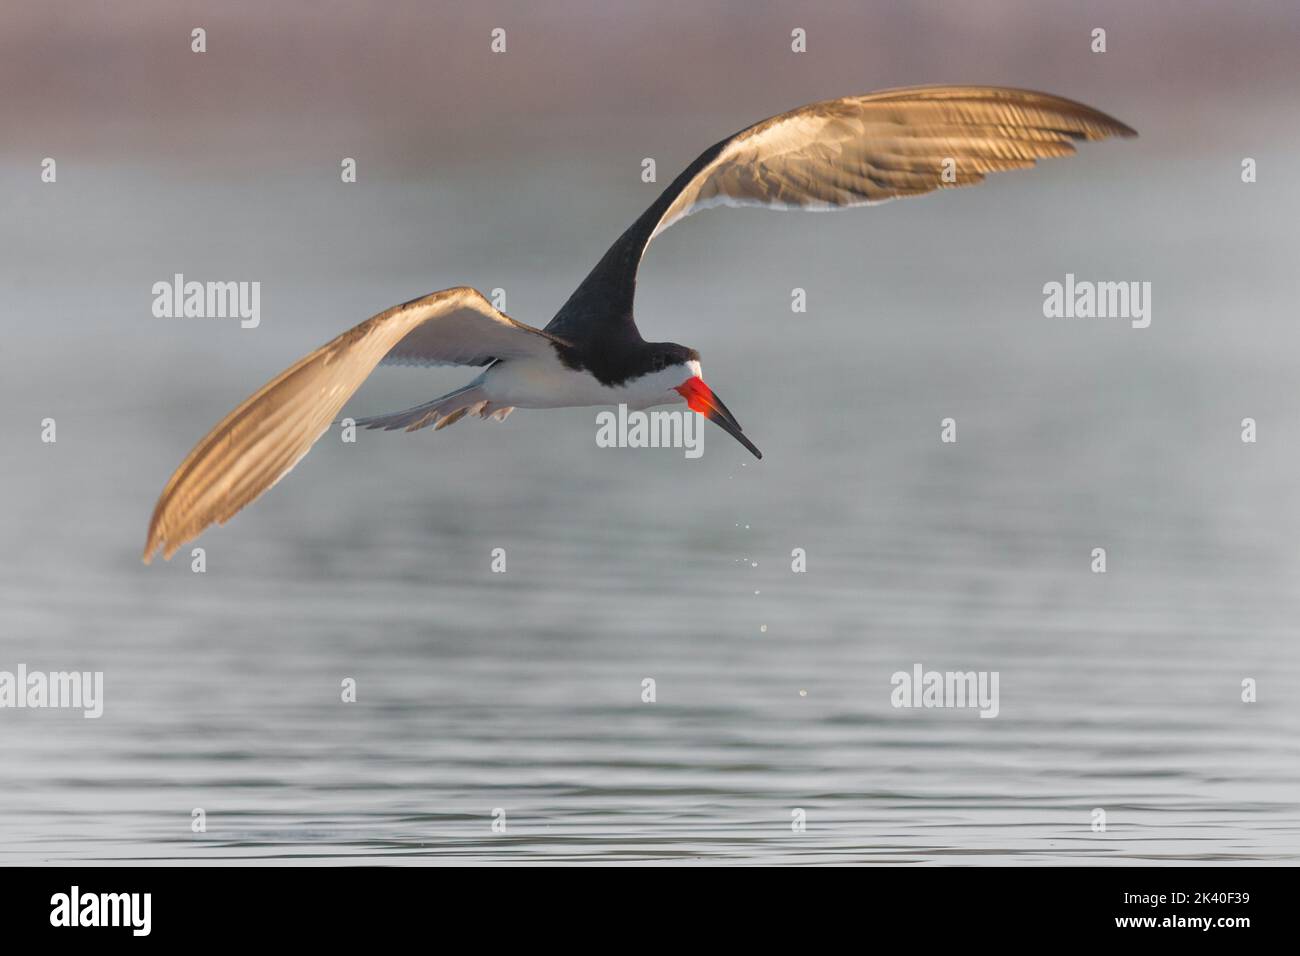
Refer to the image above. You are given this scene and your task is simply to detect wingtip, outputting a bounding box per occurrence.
[142,520,176,564]
[1072,114,1137,141]
[1087,105,1138,140]
[1105,115,1139,139]
[143,539,183,564]
[142,510,165,563]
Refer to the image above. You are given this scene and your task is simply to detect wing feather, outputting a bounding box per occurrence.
[547,85,1134,342]
[143,287,559,562]
[654,87,1136,235]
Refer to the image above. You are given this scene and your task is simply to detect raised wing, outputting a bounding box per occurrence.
[546,85,1136,344]
[143,287,560,562]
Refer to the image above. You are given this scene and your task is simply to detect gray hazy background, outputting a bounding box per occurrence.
[2,0,1299,863]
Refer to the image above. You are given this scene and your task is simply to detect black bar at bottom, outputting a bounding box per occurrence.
[0,865,1278,942]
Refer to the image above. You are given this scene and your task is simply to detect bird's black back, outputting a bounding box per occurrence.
[544,137,731,352]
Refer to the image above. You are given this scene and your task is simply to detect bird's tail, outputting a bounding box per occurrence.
[348,382,514,432]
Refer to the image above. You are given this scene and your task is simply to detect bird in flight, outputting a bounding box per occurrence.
[143,85,1135,562]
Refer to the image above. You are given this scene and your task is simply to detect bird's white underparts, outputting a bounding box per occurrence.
[142,85,1136,562]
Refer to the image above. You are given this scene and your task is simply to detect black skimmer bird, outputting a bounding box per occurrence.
[143,85,1134,562]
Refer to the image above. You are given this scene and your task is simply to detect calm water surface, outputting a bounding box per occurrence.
[1,159,1298,864]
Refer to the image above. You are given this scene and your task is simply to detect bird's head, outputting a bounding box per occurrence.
[655,346,761,460]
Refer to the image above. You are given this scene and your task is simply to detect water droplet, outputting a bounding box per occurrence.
[798,689,807,698]
[759,624,768,633]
